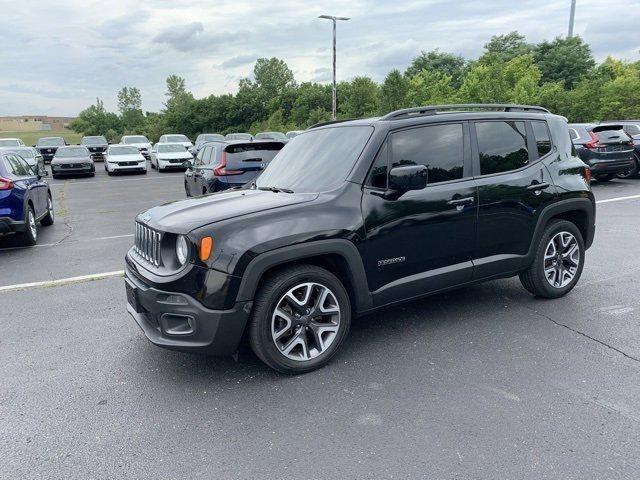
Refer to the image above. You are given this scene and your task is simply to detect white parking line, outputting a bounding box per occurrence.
[0,270,124,293]
[596,194,640,204]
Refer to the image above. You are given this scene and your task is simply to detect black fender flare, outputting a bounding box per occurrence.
[235,239,373,314]
[527,197,595,262]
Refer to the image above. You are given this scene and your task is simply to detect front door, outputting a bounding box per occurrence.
[471,119,557,278]
[361,122,477,307]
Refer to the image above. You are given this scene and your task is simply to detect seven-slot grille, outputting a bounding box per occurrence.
[134,222,162,266]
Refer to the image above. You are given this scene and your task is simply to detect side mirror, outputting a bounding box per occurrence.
[388,165,428,191]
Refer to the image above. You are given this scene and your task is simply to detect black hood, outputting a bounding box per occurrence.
[138,189,318,234]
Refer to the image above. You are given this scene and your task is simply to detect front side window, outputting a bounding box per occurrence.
[476,121,529,175]
[532,121,552,157]
[391,124,464,184]
[367,143,389,189]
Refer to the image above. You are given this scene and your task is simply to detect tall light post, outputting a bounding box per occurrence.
[568,0,576,37]
[319,15,350,120]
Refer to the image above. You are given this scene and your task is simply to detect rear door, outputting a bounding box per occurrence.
[221,142,284,186]
[472,119,557,279]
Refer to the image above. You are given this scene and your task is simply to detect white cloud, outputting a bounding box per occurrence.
[0,0,638,115]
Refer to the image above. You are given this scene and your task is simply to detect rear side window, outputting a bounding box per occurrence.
[4,155,30,176]
[569,129,578,140]
[476,121,529,175]
[391,124,464,184]
[532,121,552,157]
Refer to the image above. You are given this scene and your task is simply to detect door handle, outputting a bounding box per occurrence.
[526,182,550,191]
[447,197,475,207]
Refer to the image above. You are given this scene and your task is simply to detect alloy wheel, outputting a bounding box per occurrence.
[271,282,341,361]
[28,209,36,240]
[47,197,54,222]
[544,231,580,288]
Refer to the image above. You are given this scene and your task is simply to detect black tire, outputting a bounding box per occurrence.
[202,187,207,196]
[616,155,639,179]
[519,219,585,298]
[595,174,613,182]
[17,205,37,246]
[248,264,351,374]
[40,194,54,226]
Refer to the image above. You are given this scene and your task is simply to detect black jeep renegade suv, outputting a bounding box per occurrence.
[125,104,595,374]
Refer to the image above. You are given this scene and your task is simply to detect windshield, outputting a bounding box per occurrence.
[82,136,107,145]
[199,134,224,142]
[165,135,189,143]
[256,126,373,193]
[56,146,89,158]
[226,133,253,140]
[158,144,187,153]
[109,146,140,155]
[0,139,21,147]
[37,137,65,146]
[256,132,287,140]
[123,136,148,144]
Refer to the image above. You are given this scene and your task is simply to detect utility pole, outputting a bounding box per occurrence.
[568,0,576,37]
[319,15,350,120]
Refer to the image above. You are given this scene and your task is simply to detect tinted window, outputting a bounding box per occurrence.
[532,121,552,157]
[367,142,389,189]
[391,124,464,184]
[194,147,205,166]
[476,121,529,175]
[203,146,216,165]
[569,129,579,140]
[256,126,373,193]
[4,155,30,176]
[624,124,640,136]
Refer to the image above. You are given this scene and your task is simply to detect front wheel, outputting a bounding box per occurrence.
[40,194,54,226]
[248,264,351,374]
[519,220,585,298]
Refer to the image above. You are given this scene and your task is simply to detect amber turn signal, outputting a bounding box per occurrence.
[199,236,214,261]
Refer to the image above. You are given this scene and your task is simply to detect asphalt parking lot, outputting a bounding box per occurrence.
[2,165,640,479]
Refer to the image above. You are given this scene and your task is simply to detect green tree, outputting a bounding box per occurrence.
[70,98,120,136]
[406,70,457,106]
[405,50,466,87]
[380,69,409,113]
[117,86,144,132]
[533,36,595,89]
[482,31,532,63]
[291,82,332,127]
[338,77,380,119]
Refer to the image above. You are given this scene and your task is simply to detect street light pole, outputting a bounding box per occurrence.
[568,0,576,37]
[319,15,350,120]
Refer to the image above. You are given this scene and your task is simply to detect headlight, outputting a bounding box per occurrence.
[176,235,189,266]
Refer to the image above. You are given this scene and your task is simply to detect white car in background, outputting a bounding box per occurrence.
[158,134,195,156]
[104,145,147,175]
[120,135,153,160]
[150,143,193,172]
[0,138,26,148]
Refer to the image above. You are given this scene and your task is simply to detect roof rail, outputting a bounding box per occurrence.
[307,118,355,129]
[381,104,550,121]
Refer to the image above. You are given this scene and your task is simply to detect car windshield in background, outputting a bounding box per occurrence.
[11,149,35,158]
[82,136,107,145]
[38,138,65,146]
[165,135,189,143]
[227,133,252,140]
[0,139,21,147]
[158,144,187,153]
[123,136,148,144]
[256,132,287,140]
[201,134,224,142]
[256,126,373,193]
[56,147,89,157]
[110,146,140,155]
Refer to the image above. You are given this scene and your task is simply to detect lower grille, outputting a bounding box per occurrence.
[134,222,162,267]
[118,161,139,166]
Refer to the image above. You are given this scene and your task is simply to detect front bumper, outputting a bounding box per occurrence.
[51,164,95,175]
[109,161,147,171]
[125,266,251,355]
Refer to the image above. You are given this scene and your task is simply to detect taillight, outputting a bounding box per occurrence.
[583,167,591,184]
[0,176,13,190]
[213,151,243,176]
[585,131,599,149]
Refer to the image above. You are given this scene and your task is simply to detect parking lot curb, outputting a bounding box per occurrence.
[0,270,124,293]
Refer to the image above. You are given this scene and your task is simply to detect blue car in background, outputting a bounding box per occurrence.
[0,150,54,246]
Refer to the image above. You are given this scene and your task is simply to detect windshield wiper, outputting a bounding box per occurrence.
[257,186,294,194]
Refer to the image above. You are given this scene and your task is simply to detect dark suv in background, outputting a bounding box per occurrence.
[600,121,640,178]
[569,123,635,181]
[184,139,285,196]
[35,136,67,164]
[81,135,109,162]
[126,104,595,374]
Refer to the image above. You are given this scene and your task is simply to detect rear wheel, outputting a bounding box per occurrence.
[17,206,37,246]
[248,264,351,374]
[595,174,613,182]
[519,219,585,298]
[617,155,639,179]
[40,194,54,226]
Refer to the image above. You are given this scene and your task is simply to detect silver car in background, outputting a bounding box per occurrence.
[158,134,195,156]
[120,135,153,160]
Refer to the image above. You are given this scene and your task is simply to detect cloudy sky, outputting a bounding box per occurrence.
[0,0,638,116]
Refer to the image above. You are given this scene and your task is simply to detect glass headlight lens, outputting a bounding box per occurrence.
[176,235,189,265]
